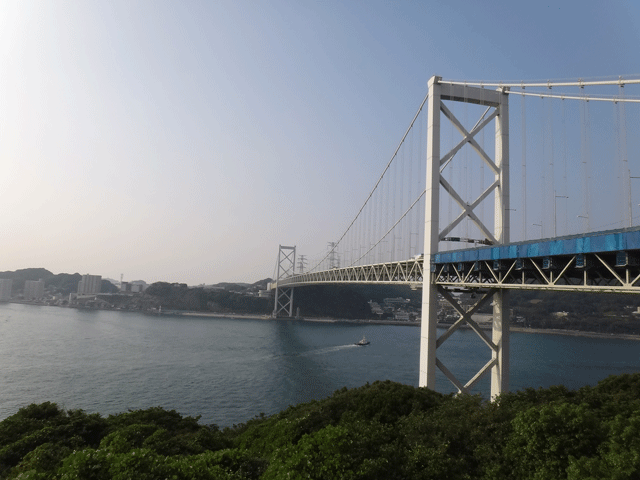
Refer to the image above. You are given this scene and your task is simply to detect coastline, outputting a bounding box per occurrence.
[7,303,639,342]
[179,311,640,341]
[509,326,640,341]
[180,312,421,327]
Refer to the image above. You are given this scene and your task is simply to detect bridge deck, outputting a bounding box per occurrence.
[432,226,640,294]
[433,226,640,264]
[273,228,640,293]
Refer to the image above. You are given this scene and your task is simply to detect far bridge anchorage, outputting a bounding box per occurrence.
[268,75,640,400]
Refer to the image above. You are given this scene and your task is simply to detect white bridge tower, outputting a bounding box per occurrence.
[273,245,296,317]
[421,76,510,399]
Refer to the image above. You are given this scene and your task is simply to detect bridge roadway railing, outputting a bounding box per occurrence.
[271,257,424,289]
[433,226,640,294]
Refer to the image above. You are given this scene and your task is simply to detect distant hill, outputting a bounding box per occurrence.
[0,268,119,295]
[140,280,420,319]
[0,268,54,281]
[292,284,421,319]
[205,278,272,291]
[144,281,272,314]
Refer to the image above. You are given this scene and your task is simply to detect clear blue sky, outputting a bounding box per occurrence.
[1,1,638,285]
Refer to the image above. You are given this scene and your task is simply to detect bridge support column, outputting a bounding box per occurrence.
[491,81,510,399]
[491,289,509,400]
[420,76,442,389]
[273,245,296,318]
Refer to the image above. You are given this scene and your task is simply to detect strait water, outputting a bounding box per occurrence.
[1,303,639,427]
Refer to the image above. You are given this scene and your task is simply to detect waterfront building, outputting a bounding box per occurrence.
[121,281,146,293]
[0,279,12,301]
[383,297,411,306]
[24,279,45,300]
[78,274,101,294]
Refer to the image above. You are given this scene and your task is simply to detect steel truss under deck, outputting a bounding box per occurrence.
[434,251,640,294]
[274,257,424,288]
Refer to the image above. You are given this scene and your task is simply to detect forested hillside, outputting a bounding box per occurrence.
[143,281,640,333]
[2,374,640,479]
[143,282,420,319]
[506,290,640,334]
[0,268,119,295]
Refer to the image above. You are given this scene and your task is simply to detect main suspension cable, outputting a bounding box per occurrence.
[443,76,640,88]
[308,92,430,272]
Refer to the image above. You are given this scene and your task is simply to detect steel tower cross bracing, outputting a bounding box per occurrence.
[273,245,296,318]
[420,76,510,400]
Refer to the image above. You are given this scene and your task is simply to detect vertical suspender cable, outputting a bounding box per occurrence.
[463,83,469,240]
[377,175,382,262]
[355,204,359,266]
[561,98,568,234]
[541,96,547,237]
[585,98,592,232]
[480,85,486,232]
[420,107,426,254]
[521,88,527,241]
[614,99,623,227]
[394,148,398,260]
[368,187,373,264]
[364,196,368,265]
[405,134,409,260]
[547,93,556,236]
[618,83,630,227]
[386,156,391,261]
[407,119,413,257]
[446,100,454,250]
[580,85,592,233]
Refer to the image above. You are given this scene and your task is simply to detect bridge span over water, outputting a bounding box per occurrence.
[275,226,640,294]
[270,75,640,400]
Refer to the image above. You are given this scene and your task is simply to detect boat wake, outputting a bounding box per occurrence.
[282,344,358,358]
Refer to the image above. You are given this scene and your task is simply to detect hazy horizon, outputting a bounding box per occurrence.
[0,266,270,287]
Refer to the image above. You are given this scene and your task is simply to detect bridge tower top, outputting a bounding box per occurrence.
[424,76,510,259]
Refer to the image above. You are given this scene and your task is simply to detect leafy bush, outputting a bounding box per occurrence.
[2,375,640,479]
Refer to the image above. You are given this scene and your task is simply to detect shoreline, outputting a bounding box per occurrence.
[180,312,420,327]
[509,326,640,341]
[180,311,640,341]
[7,303,640,342]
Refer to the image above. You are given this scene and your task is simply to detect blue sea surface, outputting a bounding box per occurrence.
[0,303,638,426]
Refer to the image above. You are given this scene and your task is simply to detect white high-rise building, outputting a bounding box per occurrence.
[24,279,45,300]
[0,279,12,301]
[78,275,101,295]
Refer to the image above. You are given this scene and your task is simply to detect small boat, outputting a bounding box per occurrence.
[355,335,370,346]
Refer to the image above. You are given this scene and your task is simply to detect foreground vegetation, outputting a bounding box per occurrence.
[2,374,640,479]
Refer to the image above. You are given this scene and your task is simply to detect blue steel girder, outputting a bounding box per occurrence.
[432,226,640,294]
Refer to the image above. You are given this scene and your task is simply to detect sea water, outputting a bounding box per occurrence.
[0,303,638,426]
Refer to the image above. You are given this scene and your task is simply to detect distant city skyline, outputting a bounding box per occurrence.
[1,1,639,285]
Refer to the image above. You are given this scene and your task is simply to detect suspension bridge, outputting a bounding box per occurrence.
[268,74,640,400]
